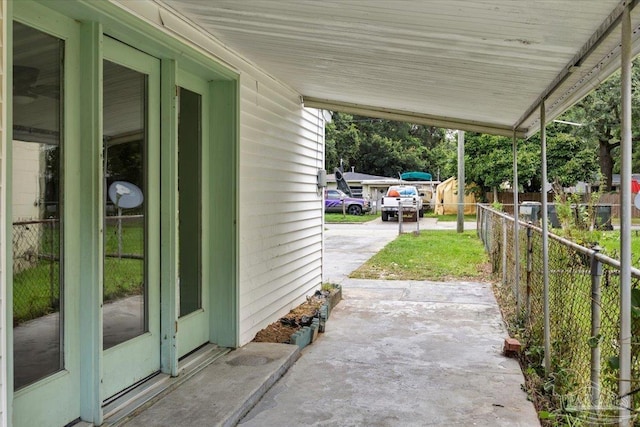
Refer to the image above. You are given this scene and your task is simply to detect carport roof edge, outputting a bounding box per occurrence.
[302,96,526,138]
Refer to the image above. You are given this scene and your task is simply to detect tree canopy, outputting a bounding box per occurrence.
[326,59,640,194]
[556,57,640,190]
[325,112,598,198]
[325,113,454,178]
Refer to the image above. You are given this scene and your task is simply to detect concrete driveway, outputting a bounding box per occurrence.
[239,221,540,426]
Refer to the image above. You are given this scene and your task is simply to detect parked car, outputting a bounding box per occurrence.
[381,185,424,221]
[324,189,371,215]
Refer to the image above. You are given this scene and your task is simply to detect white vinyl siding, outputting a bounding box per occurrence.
[238,76,324,345]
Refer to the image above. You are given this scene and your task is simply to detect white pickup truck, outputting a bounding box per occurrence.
[380,185,424,221]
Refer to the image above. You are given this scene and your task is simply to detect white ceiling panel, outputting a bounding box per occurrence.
[157,0,640,137]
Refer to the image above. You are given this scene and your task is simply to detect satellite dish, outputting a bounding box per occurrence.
[635,193,640,210]
[108,181,143,209]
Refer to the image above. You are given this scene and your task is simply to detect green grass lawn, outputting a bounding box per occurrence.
[350,230,488,281]
[104,221,144,254]
[13,221,145,324]
[325,212,379,223]
[595,230,640,265]
[325,212,477,223]
[424,213,477,222]
[610,217,640,225]
[13,262,60,324]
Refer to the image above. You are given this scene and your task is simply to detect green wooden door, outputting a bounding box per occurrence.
[176,71,210,358]
[11,4,82,426]
[101,36,161,399]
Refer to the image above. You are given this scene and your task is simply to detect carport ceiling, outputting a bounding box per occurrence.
[158,0,640,138]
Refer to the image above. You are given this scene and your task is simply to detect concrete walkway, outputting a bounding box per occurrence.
[122,218,539,426]
[238,220,539,426]
[239,278,538,426]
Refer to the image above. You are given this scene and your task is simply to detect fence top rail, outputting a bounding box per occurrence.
[13,218,59,226]
[105,214,144,220]
[478,204,640,279]
[14,214,144,226]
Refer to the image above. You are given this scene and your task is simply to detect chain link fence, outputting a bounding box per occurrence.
[103,214,144,301]
[13,219,60,325]
[478,204,640,424]
[13,215,144,325]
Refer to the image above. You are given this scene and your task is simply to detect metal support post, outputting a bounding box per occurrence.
[117,207,123,258]
[526,225,532,320]
[49,220,55,307]
[541,101,551,375]
[619,7,632,425]
[512,131,520,313]
[502,217,508,285]
[457,130,465,233]
[590,246,602,410]
[398,199,403,234]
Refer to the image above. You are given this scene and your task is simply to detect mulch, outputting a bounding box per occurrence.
[252,293,327,344]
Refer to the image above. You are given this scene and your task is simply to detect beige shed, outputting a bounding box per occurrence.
[434,177,477,215]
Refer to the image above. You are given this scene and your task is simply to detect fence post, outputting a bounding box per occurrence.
[590,245,603,410]
[502,217,507,286]
[49,220,55,308]
[398,199,403,234]
[117,208,123,258]
[483,206,487,245]
[526,224,532,320]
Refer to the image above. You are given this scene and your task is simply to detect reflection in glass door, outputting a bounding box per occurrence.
[102,60,146,349]
[12,21,64,390]
[176,74,209,359]
[101,37,160,399]
[178,87,202,318]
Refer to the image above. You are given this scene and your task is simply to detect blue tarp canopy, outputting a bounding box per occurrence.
[401,171,432,181]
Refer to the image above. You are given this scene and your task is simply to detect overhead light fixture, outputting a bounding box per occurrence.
[14,94,37,105]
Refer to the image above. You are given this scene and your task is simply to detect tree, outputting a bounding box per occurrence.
[545,131,598,191]
[459,130,597,199]
[324,112,451,177]
[457,133,539,197]
[558,58,640,190]
[325,113,361,171]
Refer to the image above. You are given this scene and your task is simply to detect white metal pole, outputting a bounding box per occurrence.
[540,101,551,375]
[502,217,507,285]
[457,130,465,233]
[619,6,632,425]
[513,131,520,313]
[591,246,602,409]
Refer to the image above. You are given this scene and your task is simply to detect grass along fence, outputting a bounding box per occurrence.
[477,204,640,424]
[13,216,144,325]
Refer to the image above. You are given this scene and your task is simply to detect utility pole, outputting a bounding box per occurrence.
[457,130,465,233]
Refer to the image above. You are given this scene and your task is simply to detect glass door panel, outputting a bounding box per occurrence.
[178,86,202,317]
[12,20,64,390]
[176,73,209,359]
[11,5,81,425]
[101,37,160,399]
[102,60,146,349]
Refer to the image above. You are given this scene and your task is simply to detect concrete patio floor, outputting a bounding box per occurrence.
[120,217,538,426]
[239,278,539,426]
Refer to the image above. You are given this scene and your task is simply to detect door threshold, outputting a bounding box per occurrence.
[102,344,230,426]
